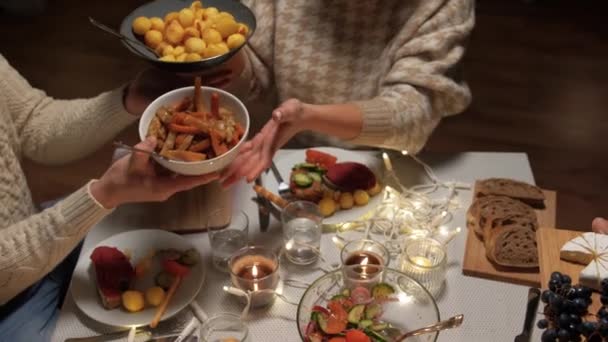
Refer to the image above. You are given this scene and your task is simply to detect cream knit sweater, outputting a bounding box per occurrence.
[0,55,137,304]
[241,0,474,152]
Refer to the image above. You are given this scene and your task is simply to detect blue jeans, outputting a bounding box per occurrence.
[0,242,82,341]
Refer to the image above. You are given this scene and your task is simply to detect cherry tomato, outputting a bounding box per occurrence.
[345,330,371,342]
[306,149,337,168]
[162,260,190,277]
[328,337,347,342]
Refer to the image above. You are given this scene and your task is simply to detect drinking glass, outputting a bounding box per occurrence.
[200,313,249,342]
[208,210,249,272]
[399,237,447,297]
[281,201,323,265]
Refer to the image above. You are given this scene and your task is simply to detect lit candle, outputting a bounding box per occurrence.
[229,246,279,308]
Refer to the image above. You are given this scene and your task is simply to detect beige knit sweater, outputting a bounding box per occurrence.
[241,0,474,152]
[0,55,137,304]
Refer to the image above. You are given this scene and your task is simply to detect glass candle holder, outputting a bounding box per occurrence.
[281,201,323,265]
[229,246,279,308]
[340,239,390,288]
[399,237,446,297]
[200,313,249,342]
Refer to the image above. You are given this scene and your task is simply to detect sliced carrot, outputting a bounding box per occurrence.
[175,133,187,146]
[210,129,228,156]
[173,96,192,112]
[211,92,220,118]
[168,124,201,134]
[164,150,207,162]
[189,139,211,152]
[194,76,205,112]
[170,112,188,125]
[183,115,213,133]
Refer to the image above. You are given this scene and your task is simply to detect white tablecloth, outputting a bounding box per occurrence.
[51,151,547,342]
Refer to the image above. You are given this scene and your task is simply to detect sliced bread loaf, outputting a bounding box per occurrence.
[482,212,539,245]
[476,178,545,208]
[485,220,539,268]
[468,195,535,240]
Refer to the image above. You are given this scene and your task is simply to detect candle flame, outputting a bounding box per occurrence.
[361,257,369,266]
[252,265,259,292]
[382,152,393,172]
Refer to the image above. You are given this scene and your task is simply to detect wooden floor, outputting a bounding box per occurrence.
[1,0,606,230]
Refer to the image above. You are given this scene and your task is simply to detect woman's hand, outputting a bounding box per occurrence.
[124,51,247,115]
[221,99,306,187]
[90,137,219,209]
[592,217,608,234]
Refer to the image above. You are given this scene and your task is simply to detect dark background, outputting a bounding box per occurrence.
[0,0,606,230]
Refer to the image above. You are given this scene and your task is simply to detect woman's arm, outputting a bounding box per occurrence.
[0,55,136,165]
[0,184,111,304]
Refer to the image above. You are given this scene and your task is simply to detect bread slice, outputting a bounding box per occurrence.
[476,178,545,208]
[485,223,539,268]
[468,195,536,240]
[482,212,539,245]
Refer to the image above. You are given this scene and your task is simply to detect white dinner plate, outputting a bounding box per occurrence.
[272,147,385,225]
[71,229,205,327]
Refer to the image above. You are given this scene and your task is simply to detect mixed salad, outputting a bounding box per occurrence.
[305,283,397,342]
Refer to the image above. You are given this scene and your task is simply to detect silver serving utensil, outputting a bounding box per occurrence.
[113,141,169,161]
[514,288,541,342]
[88,17,158,59]
[395,314,464,341]
[270,161,290,196]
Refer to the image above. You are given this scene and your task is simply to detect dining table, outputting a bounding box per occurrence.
[51,150,553,342]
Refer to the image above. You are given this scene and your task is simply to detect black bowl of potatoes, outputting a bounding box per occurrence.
[120,0,256,73]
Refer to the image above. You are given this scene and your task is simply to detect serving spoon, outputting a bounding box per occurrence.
[113,141,170,161]
[88,17,158,59]
[394,314,464,341]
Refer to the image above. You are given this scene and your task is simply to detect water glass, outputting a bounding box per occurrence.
[399,237,447,297]
[208,211,249,272]
[200,313,249,342]
[281,201,323,265]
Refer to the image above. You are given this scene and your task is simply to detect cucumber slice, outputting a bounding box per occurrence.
[294,162,318,170]
[292,173,312,187]
[341,288,351,297]
[371,283,395,299]
[331,294,348,301]
[371,323,389,331]
[365,329,388,342]
[316,313,328,333]
[359,319,374,329]
[364,303,382,320]
[347,304,366,324]
[308,172,322,182]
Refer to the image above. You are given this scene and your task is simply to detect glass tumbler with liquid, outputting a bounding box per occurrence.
[281,201,323,265]
[208,210,249,272]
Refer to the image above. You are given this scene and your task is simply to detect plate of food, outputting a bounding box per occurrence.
[139,76,249,175]
[271,148,385,225]
[71,229,205,327]
[297,268,441,342]
[120,0,256,72]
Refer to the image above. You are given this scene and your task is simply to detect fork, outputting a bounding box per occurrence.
[270,161,290,196]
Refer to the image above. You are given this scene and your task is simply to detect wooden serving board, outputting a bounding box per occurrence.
[537,228,601,315]
[462,183,556,287]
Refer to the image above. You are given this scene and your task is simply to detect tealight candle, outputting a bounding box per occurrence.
[229,246,279,308]
[399,237,446,297]
[340,239,390,288]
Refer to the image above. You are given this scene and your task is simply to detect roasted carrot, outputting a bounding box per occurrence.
[168,124,202,135]
[155,107,173,124]
[235,122,245,138]
[253,185,289,208]
[170,112,189,125]
[164,150,207,162]
[210,129,228,156]
[160,131,176,156]
[183,115,213,133]
[189,138,210,152]
[177,134,194,151]
[173,96,192,112]
[175,133,187,146]
[150,276,181,328]
[211,92,220,118]
[194,76,205,112]
[147,116,162,138]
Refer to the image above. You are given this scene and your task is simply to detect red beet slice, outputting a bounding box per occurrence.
[325,162,376,192]
[90,246,134,292]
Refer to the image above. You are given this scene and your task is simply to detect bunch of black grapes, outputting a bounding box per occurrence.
[537,272,604,341]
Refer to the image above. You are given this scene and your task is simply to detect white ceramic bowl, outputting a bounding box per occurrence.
[139,86,250,175]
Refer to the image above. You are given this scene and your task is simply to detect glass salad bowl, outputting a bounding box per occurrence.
[297,268,440,342]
